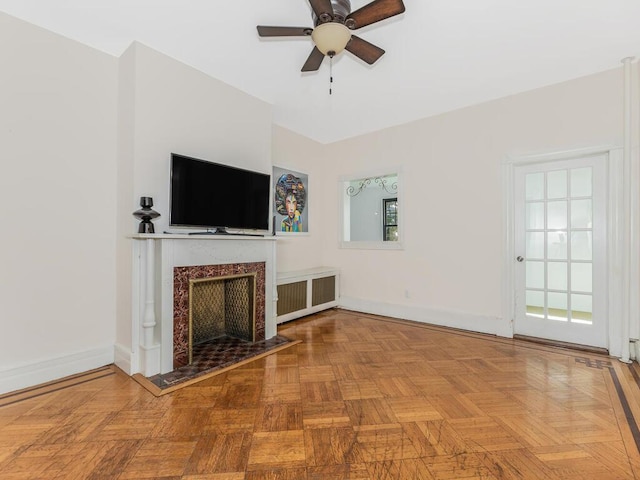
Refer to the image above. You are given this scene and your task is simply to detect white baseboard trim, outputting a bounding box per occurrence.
[338,297,512,338]
[114,343,133,376]
[0,346,114,395]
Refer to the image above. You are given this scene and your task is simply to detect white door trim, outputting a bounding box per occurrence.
[502,145,629,356]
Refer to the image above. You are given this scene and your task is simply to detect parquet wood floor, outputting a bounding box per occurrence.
[2,309,640,479]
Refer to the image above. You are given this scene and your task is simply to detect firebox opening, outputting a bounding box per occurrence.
[188,273,257,364]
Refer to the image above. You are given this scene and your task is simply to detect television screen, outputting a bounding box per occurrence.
[170,153,271,232]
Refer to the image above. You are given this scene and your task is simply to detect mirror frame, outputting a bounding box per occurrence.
[339,167,404,250]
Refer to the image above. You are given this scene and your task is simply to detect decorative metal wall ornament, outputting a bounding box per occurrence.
[346,176,398,197]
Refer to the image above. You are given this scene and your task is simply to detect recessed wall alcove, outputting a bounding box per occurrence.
[122,235,278,377]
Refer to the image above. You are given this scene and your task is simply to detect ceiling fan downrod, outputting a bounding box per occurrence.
[312,0,352,25]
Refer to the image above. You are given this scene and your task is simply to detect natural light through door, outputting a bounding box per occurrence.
[514,155,606,348]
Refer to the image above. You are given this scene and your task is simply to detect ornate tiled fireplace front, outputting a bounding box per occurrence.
[173,262,266,369]
[123,235,277,377]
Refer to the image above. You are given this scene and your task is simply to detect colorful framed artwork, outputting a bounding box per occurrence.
[273,166,309,235]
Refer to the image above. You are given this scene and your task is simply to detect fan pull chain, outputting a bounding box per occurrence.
[329,53,334,95]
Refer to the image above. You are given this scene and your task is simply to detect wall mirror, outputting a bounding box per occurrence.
[340,169,403,250]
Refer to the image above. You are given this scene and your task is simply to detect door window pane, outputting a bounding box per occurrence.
[526,232,544,259]
[571,263,592,293]
[571,199,592,228]
[547,170,567,199]
[571,167,592,197]
[526,290,545,318]
[526,261,545,289]
[548,292,568,321]
[547,231,567,260]
[526,203,544,230]
[547,201,567,229]
[571,232,592,261]
[526,173,544,200]
[548,262,567,291]
[571,294,592,323]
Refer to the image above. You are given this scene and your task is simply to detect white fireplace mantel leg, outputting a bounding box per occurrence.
[140,238,161,376]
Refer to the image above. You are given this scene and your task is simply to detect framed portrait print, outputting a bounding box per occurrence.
[273,166,309,235]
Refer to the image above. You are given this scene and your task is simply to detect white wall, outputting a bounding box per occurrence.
[0,13,118,393]
[272,126,328,273]
[127,43,273,232]
[312,68,625,335]
[0,14,276,391]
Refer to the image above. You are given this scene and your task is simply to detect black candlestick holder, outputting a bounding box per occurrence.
[133,196,160,233]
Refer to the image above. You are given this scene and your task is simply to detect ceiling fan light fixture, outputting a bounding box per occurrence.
[311,22,351,55]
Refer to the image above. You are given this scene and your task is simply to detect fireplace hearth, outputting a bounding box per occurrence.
[144,334,295,392]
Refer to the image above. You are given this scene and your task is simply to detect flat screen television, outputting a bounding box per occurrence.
[170,153,271,233]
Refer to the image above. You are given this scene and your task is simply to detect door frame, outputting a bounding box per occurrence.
[502,146,633,357]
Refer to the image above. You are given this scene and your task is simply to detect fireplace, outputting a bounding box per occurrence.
[123,235,277,378]
[173,262,266,369]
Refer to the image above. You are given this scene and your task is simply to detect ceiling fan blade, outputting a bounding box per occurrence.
[301,46,325,72]
[257,26,313,37]
[346,0,405,29]
[309,0,335,21]
[345,35,385,65]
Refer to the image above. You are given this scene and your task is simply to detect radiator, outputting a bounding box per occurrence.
[312,276,336,306]
[277,281,307,316]
[276,269,339,323]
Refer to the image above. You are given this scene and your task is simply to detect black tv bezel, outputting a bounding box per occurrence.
[169,153,271,233]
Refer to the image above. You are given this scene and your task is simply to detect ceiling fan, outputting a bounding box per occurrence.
[257,0,406,72]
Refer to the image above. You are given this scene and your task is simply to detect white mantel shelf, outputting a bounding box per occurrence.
[122,233,278,377]
[130,233,277,241]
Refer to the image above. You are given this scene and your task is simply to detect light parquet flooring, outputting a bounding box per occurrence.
[2,309,640,479]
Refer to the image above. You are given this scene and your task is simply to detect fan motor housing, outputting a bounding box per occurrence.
[313,0,351,25]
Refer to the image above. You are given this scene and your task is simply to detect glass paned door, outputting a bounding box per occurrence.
[514,155,606,348]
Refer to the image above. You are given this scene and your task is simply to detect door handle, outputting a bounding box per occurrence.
[516,256,524,262]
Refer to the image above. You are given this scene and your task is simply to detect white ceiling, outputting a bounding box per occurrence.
[2,0,639,143]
